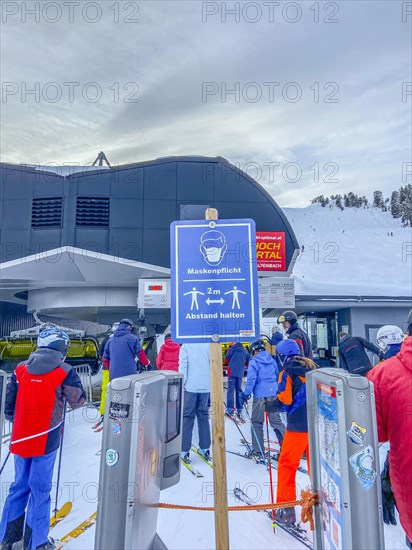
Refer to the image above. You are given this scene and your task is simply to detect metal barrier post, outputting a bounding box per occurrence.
[306,368,384,550]
[73,364,93,404]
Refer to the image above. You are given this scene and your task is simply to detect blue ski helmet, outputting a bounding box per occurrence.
[37,328,70,355]
[276,339,300,366]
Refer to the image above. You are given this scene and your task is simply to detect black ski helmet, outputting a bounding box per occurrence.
[249,339,266,355]
[120,318,135,329]
[278,310,298,324]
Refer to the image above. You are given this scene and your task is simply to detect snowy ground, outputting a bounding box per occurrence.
[0,405,407,549]
[283,204,412,296]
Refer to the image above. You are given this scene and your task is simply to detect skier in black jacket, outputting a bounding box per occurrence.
[338,332,381,376]
[277,311,312,358]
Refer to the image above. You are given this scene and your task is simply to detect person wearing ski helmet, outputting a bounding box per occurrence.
[367,309,412,547]
[277,311,312,358]
[376,325,404,360]
[270,325,283,347]
[102,318,150,381]
[239,340,286,460]
[265,339,317,525]
[0,328,86,550]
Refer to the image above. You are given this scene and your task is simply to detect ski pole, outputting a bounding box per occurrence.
[223,401,254,455]
[265,409,276,533]
[0,451,11,476]
[53,401,67,517]
[243,402,268,467]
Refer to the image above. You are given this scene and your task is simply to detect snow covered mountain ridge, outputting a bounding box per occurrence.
[282,203,412,297]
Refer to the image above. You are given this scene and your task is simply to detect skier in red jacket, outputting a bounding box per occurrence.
[156,334,180,371]
[367,311,412,548]
[0,328,85,550]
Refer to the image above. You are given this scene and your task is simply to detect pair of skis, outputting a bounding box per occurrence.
[225,412,246,425]
[55,512,97,549]
[237,440,309,475]
[233,487,313,549]
[91,418,104,433]
[180,447,213,478]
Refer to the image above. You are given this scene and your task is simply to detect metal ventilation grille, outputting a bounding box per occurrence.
[31,197,63,228]
[76,197,110,227]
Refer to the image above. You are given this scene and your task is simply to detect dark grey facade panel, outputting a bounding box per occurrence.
[109,228,143,262]
[142,229,170,266]
[176,162,214,201]
[110,199,144,229]
[74,228,109,251]
[34,177,65,196]
[76,175,111,197]
[144,163,176,200]
[180,204,211,220]
[143,200,177,230]
[30,230,62,253]
[1,230,31,262]
[110,168,144,197]
[0,157,298,267]
[2,199,32,230]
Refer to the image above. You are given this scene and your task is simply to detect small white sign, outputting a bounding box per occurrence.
[258,277,295,309]
[138,279,171,309]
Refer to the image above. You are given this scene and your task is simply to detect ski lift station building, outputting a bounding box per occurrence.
[0,156,410,366]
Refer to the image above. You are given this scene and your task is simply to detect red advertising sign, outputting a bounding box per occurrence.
[256,232,286,271]
[316,381,337,398]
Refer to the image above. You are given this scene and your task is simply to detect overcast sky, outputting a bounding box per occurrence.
[1,0,411,206]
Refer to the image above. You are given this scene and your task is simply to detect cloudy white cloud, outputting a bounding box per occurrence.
[1,0,411,206]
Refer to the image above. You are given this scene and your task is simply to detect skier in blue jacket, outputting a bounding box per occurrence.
[103,319,150,381]
[225,342,249,421]
[239,340,286,459]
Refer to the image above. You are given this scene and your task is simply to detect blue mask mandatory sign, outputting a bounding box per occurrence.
[170,218,260,343]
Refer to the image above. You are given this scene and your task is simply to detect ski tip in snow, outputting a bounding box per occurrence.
[50,502,73,529]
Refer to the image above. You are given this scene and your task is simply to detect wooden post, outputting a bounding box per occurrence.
[206,207,230,550]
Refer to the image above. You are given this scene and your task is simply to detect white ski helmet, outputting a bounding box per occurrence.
[376,325,404,350]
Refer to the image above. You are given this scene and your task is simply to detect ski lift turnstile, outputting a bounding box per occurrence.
[94,370,183,550]
[306,368,384,550]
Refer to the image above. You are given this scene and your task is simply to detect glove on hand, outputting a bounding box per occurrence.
[381,453,397,526]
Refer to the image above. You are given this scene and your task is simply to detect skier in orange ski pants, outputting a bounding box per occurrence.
[266,339,316,524]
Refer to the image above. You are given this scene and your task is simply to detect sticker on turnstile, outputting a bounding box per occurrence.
[347,421,367,445]
[106,448,119,467]
[111,422,122,436]
[349,445,377,491]
[108,402,130,420]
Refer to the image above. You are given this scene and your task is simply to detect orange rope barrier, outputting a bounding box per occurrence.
[157,489,319,531]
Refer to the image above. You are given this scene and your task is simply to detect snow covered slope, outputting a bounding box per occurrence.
[283,204,412,297]
[0,407,406,549]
